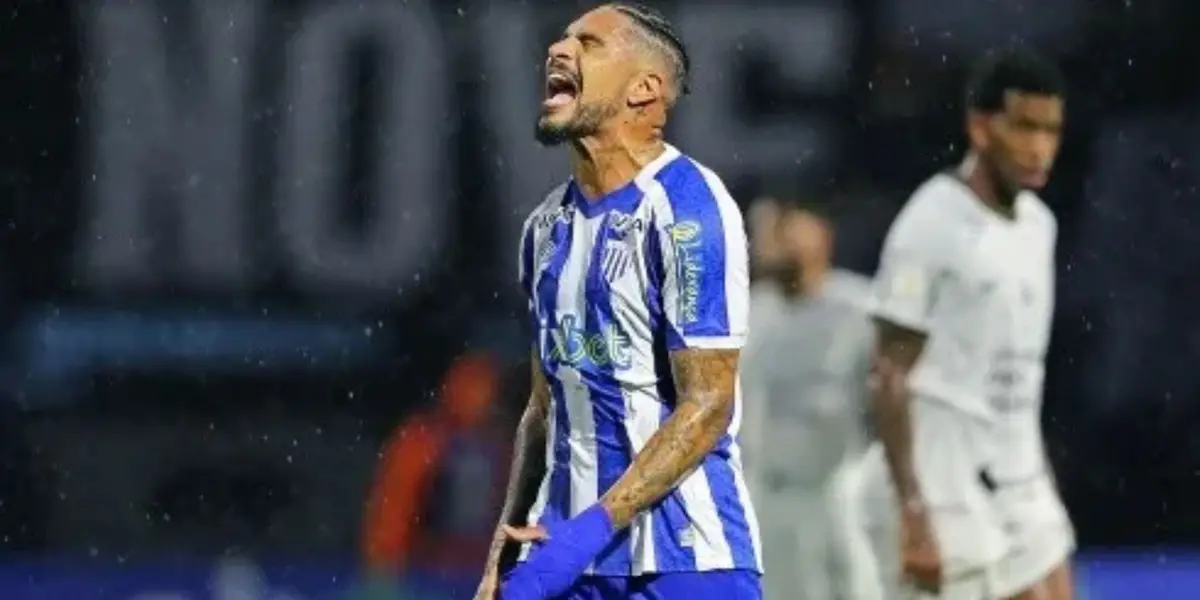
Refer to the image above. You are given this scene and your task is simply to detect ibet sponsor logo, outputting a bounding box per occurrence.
[669,221,703,324]
[548,314,632,370]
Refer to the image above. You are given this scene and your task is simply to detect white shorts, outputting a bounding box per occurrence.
[878,569,999,600]
[858,400,1008,582]
[991,474,1076,598]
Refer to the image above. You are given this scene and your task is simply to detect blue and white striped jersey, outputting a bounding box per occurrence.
[516,145,761,576]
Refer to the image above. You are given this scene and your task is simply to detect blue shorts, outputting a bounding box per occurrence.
[553,570,761,600]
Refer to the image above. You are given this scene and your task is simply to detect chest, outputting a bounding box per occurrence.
[950,221,1055,344]
[528,207,660,367]
[749,305,862,384]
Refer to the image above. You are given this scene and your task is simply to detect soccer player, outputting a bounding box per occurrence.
[472,5,761,600]
[741,199,880,600]
[859,48,1070,600]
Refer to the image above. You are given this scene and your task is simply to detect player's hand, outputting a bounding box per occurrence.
[498,505,615,600]
[475,523,545,600]
[502,523,549,543]
[473,524,549,600]
[899,502,942,594]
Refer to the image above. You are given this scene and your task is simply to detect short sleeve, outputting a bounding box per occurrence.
[654,165,749,351]
[871,207,948,332]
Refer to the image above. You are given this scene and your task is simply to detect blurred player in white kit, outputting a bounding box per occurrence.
[742,199,881,600]
[858,49,1074,600]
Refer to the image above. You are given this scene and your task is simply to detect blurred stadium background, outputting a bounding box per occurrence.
[0,0,1198,598]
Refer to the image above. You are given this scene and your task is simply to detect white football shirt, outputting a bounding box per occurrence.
[871,173,1055,430]
[741,279,873,489]
[983,191,1057,481]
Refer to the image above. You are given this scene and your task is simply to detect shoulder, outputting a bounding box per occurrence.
[1019,192,1058,239]
[886,174,975,253]
[824,269,874,311]
[646,152,744,234]
[521,182,571,235]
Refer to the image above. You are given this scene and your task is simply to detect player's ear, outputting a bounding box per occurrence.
[966,110,990,150]
[627,72,663,108]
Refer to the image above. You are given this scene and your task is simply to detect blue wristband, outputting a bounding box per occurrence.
[564,503,616,550]
[499,504,615,600]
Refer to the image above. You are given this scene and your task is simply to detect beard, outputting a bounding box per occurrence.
[754,260,800,290]
[534,101,619,147]
[980,150,1025,203]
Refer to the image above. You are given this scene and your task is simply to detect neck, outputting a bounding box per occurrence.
[569,126,665,200]
[780,261,828,299]
[961,152,1016,219]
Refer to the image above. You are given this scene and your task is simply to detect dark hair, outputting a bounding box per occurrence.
[965,47,1065,112]
[611,3,691,95]
[779,198,836,223]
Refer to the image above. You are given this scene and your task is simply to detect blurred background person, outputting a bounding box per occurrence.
[859,49,1070,600]
[742,198,879,600]
[362,352,512,599]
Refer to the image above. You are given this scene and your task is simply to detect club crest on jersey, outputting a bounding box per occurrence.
[601,239,633,282]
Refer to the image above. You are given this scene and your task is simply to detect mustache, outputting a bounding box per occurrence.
[546,60,581,84]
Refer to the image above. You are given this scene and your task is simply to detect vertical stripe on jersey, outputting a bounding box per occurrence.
[655,159,731,347]
[638,200,698,572]
[532,199,575,530]
[553,205,600,527]
[583,210,636,572]
[650,157,758,571]
[727,411,765,572]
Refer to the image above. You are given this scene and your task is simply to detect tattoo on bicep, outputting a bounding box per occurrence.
[671,348,739,410]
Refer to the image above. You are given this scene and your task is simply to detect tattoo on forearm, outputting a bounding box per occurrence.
[872,319,926,504]
[601,348,739,528]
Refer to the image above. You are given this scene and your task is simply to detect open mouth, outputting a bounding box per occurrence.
[543,72,579,109]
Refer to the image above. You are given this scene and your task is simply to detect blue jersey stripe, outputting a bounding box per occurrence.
[701,454,757,570]
[652,401,699,571]
[644,223,698,571]
[534,208,575,526]
[584,211,636,571]
[545,379,571,526]
[655,159,731,341]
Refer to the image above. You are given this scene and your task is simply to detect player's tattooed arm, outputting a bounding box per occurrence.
[486,349,551,561]
[600,348,739,528]
[871,318,928,506]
